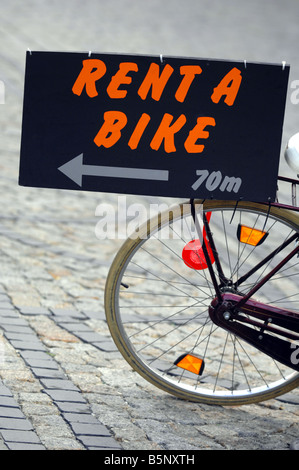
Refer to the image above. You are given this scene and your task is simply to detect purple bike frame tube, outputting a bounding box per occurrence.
[235,244,299,309]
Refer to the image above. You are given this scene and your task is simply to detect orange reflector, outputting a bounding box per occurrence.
[237,224,268,246]
[174,353,205,375]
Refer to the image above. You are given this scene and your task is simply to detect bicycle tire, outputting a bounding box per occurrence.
[105,200,299,405]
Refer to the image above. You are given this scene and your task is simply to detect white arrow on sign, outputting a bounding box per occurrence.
[58,154,169,187]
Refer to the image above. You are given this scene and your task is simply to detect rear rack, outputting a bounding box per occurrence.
[269,176,299,212]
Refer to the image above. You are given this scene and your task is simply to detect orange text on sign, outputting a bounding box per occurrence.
[72,59,242,154]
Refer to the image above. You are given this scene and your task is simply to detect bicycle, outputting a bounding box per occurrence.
[104,133,299,406]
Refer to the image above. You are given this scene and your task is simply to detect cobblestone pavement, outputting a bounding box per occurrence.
[0,0,298,451]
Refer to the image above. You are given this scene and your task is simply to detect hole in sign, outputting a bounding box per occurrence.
[182,212,215,270]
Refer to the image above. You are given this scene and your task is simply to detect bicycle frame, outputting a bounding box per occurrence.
[190,179,299,372]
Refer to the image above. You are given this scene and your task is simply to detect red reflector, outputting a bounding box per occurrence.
[182,211,214,270]
[182,239,214,270]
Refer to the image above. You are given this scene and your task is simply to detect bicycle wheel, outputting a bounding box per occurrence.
[105,200,299,405]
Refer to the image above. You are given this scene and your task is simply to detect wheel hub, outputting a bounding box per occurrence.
[208,293,299,372]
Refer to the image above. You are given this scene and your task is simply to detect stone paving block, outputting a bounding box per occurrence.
[0,430,41,444]
[70,422,112,437]
[17,306,50,315]
[40,379,80,391]
[92,340,118,352]
[82,310,106,320]
[0,318,28,326]
[0,417,33,430]
[18,238,47,248]
[23,358,60,369]
[52,315,88,323]
[0,303,15,310]
[0,325,33,334]
[55,402,91,414]
[6,442,46,450]
[0,397,19,408]
[0,310,17,317]
[0,407,25,418]
[77,435,122,449]
[4,332,41,342]
[19,350,54,361]
[43,389,86,403]
[73,332,107,343]
[63,413,102,424]
[0,295,11,302]
[59,322,92,332]
[9,340,46,351]
[0,231,20,239]
[87,446,123,450]
[277,392,299,405]
[50,309,87,318]
[31,368,65,379]
[0,385,13,397]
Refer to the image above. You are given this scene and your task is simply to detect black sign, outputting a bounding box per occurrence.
[19,52,289,201]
